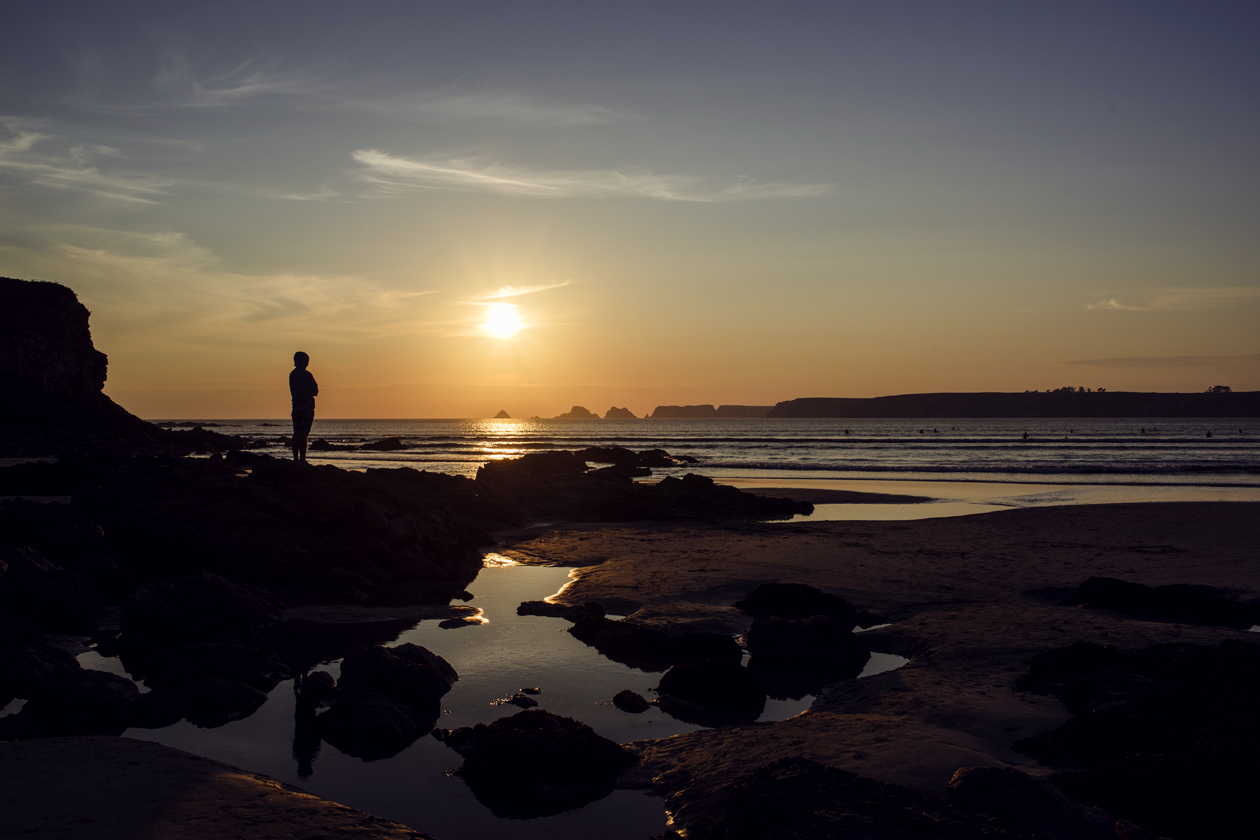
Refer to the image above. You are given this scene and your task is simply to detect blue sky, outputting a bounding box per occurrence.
[2,1,1257,417]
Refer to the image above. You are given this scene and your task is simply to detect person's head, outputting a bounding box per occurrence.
[293,351,310,369]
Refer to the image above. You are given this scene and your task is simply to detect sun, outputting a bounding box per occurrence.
[482,302,523,339]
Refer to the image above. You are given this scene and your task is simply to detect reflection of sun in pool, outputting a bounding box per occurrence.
[482,303,523,339]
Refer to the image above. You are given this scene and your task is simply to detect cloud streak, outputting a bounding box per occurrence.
[1085,287,1260,311]
[473,281,572,301]
[1062,354,1260,367]
[352,149,832,202]
[0,118,172,203]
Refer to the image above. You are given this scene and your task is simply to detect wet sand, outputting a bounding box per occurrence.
[505,500,1260,829]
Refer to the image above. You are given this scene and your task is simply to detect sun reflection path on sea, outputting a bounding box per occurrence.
[467,418,541,462]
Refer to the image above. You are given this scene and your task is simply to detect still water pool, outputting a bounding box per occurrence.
[77,561,904,840]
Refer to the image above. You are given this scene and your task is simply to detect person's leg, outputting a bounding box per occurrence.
[292,410,314,462]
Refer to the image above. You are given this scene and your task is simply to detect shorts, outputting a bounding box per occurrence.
[291,409,315,437]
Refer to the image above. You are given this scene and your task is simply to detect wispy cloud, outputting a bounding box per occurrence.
[1085,287,1260,311]
[1062,354,1260,367]
[0,118,172,203]
[352,149,832,202]
[474,281,572,301]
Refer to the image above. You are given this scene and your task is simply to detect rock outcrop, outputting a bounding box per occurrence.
[603,406,636,419]
[0,277,251,455]
[439,709,638,818]
[553,405,598,419]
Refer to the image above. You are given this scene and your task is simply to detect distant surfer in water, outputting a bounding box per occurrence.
[290,351,319,462]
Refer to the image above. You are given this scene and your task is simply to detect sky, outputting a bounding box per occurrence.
[2,1,1258,419]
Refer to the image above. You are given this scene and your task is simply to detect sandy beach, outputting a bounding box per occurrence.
[503,500,1260,828]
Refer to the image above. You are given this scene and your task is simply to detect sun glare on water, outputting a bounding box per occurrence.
[482,302,523,339]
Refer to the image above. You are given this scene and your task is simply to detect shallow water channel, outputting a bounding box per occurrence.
[74,562,905,840]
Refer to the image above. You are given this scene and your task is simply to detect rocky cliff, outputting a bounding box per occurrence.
[0,277,244,455]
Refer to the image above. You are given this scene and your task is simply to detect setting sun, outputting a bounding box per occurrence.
[482,302,523,339]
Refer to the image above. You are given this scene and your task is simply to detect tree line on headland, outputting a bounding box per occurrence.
[513,388,1259,421]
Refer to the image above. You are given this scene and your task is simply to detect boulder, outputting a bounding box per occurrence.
[1016,638,1260,840]
[0,545,103,634]
[441,709,638,818]
[947,766,1114,840]
[517,600,606,620]
[5,666,140,737]
[359,437,407,451]
[684,757,1014,840]
[656,659,766,725]
[745,614,870,698]
[735,583,858,629]
[568,616,741,671]
[612,689,650,713]
[1063,575,1258,629]
[121,573,284,654]
[317,690,431,760]
[335,642,457,718]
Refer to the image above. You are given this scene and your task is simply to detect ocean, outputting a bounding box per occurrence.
[168,416,1260,487]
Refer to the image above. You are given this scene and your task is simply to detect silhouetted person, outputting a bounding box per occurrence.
[290,351,318,462]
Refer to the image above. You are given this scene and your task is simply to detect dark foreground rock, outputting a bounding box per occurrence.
[1016,638,1260,840]
[440,709,638,818]
[744,614,870,699]
[568,616,742,671]
[0,277,253,457]
[317,642,457,761]
[735,582,858,629]
[1063,575,1259,629]
[947,766,1115,840]
[681,757,1016,840]
[477,452,810,522]
[655,659,766,726]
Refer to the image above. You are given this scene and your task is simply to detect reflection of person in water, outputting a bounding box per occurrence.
[289,351,319,462]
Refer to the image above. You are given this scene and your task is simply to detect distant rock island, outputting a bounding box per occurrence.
[553,405,599,420]
[649,405,773,419]
[494,410,511,419]
[604,406,636,419]
[767,391,1260,418]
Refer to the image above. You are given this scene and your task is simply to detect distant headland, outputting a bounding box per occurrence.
[527,390,1259,420]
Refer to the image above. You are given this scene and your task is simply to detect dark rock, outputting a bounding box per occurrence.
[308,438,357,451]
[141,642,289,694]
[517,600,606,620]
[569,616,741,671]
[745,614,870,699]
[685,756,1015,840]
[0,499,130,598]
[442,709,638,818]
[554,406,598,419]
[335,642,457,718]
[947,766,1113,840]
[735,582,858,629]
[494,692,538,708]
[296,669,337,709]
[7,665,140,737]
[855,609,888,629]
[0,544,103,634]
[655,659,766,725]
[121,572,284,654]
[177,676,270,728]
[1063,575,1259,629]
[493,410,510,419]
[613,689,650,713]
[1016,638,1260,840]
[359,437,407,451]
[0,277,252,456]
[317,690,431,760]
[71,456,489,598]
[603,407,636,419]
[519,686,540,694]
